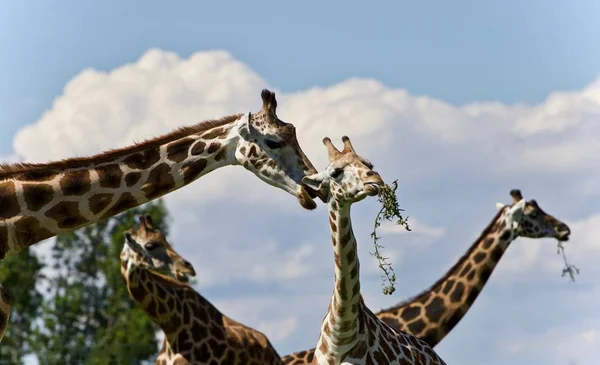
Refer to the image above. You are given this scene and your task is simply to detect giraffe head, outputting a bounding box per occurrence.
[301,136,383,205]
[120,214,196,282]
[235,89,327,209]
[495,189,571,242]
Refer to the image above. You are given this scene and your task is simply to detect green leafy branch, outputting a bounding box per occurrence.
[370,180,411,295]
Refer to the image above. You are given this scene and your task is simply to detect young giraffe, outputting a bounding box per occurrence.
[301,136,446,365]
[282,189,571,364]
[121,214,284,365]
[0,89,326,341]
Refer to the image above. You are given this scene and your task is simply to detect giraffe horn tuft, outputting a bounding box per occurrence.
[341,135,355,154]
[322,137,341,162]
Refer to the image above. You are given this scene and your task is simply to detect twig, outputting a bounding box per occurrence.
[557,241,579,282]
[370,180,411,295]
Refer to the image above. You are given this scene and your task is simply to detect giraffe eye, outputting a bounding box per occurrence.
[265,140,282,149]
[330,168,343,179]
[144,242,159,251]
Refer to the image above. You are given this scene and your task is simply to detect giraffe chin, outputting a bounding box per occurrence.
[298,186,318,210]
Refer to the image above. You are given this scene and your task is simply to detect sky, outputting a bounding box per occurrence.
[2,1,600,364]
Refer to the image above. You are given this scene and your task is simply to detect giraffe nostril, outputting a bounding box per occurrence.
[365,171,376,177]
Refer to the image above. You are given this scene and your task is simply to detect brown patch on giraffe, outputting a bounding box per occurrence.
[460,262,472,276]
[329,218,337,233]
[59,170,91,196]
[248,145,259,158]
[479,266,493,282]
[124,172,142,187]
[482,237,494,249]
[425,296,446,323]
[190,140,206,156]
[101,192,138,219]
[339,216,349,229]
[182,159,207,185]
[14,216,53,249]
[142,163,175,200]
[334,252,341,269]
[88,193,113,215]
[13,169,58,182]
[450,282,465,303]
[352,280,360,298]
[0,181,20,219]
[22,183,54,212]
[441,279,455,295]
[499,230,512,241]
[207,141,221,154]
[95,164,123,189]
[167,138,194,163]
[490,245,504,262]
[473,251,486,263]
[339,231,351,248]
[466,269,476,281]
[201,127,225,140]
[214,148,227,162]
[345,248,356,264]
[123,148,162,170]
[45,201,89,229]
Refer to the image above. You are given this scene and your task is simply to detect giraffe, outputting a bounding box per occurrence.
[0,89,326,341]
[121,214,284,365]
[300,136,446,365]
[282,189,571,364]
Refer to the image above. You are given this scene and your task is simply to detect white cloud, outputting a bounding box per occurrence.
[380,217,446,245]
[7,48,600,364]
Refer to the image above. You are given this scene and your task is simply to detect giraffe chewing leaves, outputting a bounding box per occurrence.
[370,179,411,295]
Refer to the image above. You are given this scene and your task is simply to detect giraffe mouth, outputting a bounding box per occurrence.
[364,182,381,196]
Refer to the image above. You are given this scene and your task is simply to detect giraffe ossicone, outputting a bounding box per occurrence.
[306,136,446,365]
[283,188,570,364]
[121,214,283,365]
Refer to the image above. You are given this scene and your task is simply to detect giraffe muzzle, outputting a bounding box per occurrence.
[364,182,382,197]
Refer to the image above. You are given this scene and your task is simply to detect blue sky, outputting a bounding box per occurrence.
[3,0,600,154]
[3,1,600,364]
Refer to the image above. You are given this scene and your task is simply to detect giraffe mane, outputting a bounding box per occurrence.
[378,206,507,312]
[0,113,243,180]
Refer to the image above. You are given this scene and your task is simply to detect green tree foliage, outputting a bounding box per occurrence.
[31,200,171,365]
[0,248,45,364]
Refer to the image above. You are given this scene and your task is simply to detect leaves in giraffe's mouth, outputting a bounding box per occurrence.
[557,240,580,282]
[370,180,411,296]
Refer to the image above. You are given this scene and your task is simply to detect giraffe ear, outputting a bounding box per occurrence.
[302,172,328,191]
[236,112,253,139]
[495,202,505,211]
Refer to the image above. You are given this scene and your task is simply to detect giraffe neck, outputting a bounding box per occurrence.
[121,265,190,340]
[315,199,363,361]
[0,116,241,258]
[376,209,515,346]
[122,264,285,365]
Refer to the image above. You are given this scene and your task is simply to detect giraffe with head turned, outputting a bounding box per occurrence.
[121,214,284,365]
[283,189,571,364]
[301,136,446,365]
[0,88,327,341]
